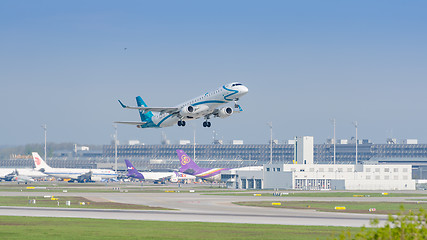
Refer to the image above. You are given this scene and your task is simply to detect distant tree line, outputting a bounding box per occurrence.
[0,143,103,160]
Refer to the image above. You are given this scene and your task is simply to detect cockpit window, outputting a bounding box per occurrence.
[232,83,242,87]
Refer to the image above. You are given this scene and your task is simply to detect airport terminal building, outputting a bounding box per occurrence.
[223,163,415,190]
[100,139,427,180]
[221,137,416,190]
[0,136,423,190]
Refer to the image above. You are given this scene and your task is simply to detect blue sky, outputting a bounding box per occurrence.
[1,1,426,146]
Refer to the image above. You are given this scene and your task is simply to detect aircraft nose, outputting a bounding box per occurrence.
[239,85,249,94]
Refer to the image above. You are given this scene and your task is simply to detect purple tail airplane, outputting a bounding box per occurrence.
[176,149,230,181]
[125,160,145,180]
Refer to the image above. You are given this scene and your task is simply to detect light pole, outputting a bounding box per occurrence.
[353,121,358,165]
[41,124,47,161]
[113,124,118,172]
[330,118,336,164]
[193,129,196,160]
[267,122,273,164]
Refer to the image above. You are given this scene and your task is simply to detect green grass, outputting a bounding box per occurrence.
[0,216,360,240]
[0,196,172,210]
[206,191,427,198]
[0,182,239,193]
[234,201,427,215]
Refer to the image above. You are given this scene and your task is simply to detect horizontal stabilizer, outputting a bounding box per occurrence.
[114,121,148,125]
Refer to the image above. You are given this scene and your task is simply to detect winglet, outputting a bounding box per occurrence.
[118,100,127,108]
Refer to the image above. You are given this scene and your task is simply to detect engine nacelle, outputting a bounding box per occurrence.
[91,176,102,182]
[170,176,178,183]
[179,105,210,118]
[217,107,233,118]
[179,105,195,117]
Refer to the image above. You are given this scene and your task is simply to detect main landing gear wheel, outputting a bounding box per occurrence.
[203,121,211,127]
[178,120,186,126]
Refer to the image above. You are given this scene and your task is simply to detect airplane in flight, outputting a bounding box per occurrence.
[125,159,195,182]
[115,82,248,128]
[32,152,117,182]
[176,149,262,181]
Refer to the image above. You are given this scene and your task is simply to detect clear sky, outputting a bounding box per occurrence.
[1,1,426,146]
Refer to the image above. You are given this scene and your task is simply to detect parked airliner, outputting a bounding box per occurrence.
[125,159,195,182]
[115,82,248,128]
[177,149,262,181]
[32,152,117,182]
[177,149,230,181]
[125,159,176,182]
[0,168,46,181]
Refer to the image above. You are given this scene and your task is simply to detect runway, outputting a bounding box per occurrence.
[0,190,395,227]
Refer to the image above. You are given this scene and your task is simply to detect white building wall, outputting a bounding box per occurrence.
[344,180,415,190]
[296,136,313,164]
[403,139,418,144]
[279,163,415,190]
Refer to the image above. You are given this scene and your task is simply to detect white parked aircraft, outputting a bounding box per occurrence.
[13,175,35,184]
[125,160,195,183]
[115,82,248,128]
[32,152,117,182]
[0,168,46,181]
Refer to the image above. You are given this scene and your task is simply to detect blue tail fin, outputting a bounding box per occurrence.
[136,96,148,107]
[136,96,153,122]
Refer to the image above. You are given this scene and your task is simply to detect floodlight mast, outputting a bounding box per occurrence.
[193,129,196,160]
[42,124,47,162]
[330,118,336,164]
[113,124,118,172]
[353,121,358,165]
[268,122,273,164]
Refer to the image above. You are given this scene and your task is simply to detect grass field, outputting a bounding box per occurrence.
[234,201,427,215]
[0,182,235,194]
[207,191,427,198]
[0,196,171,210]
[0,216,360,240]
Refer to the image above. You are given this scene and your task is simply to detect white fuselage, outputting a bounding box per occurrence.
[43,168,117,181]
[0,168,47,179]
[32,152,117,181]
[139,171,175,181]
[151,83,248,127]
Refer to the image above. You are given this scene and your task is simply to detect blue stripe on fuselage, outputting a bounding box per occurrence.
[222,86,239,101]
[193,100,227,106]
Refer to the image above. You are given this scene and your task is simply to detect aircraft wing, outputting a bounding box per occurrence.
[114,121,148,125]
[118,100,178,114]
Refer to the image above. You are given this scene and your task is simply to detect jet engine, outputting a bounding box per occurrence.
[179,105,195,117]
[179,105,210,118]
[170,176,179,183]
[91,176,102,182]
[217,107,233,118]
